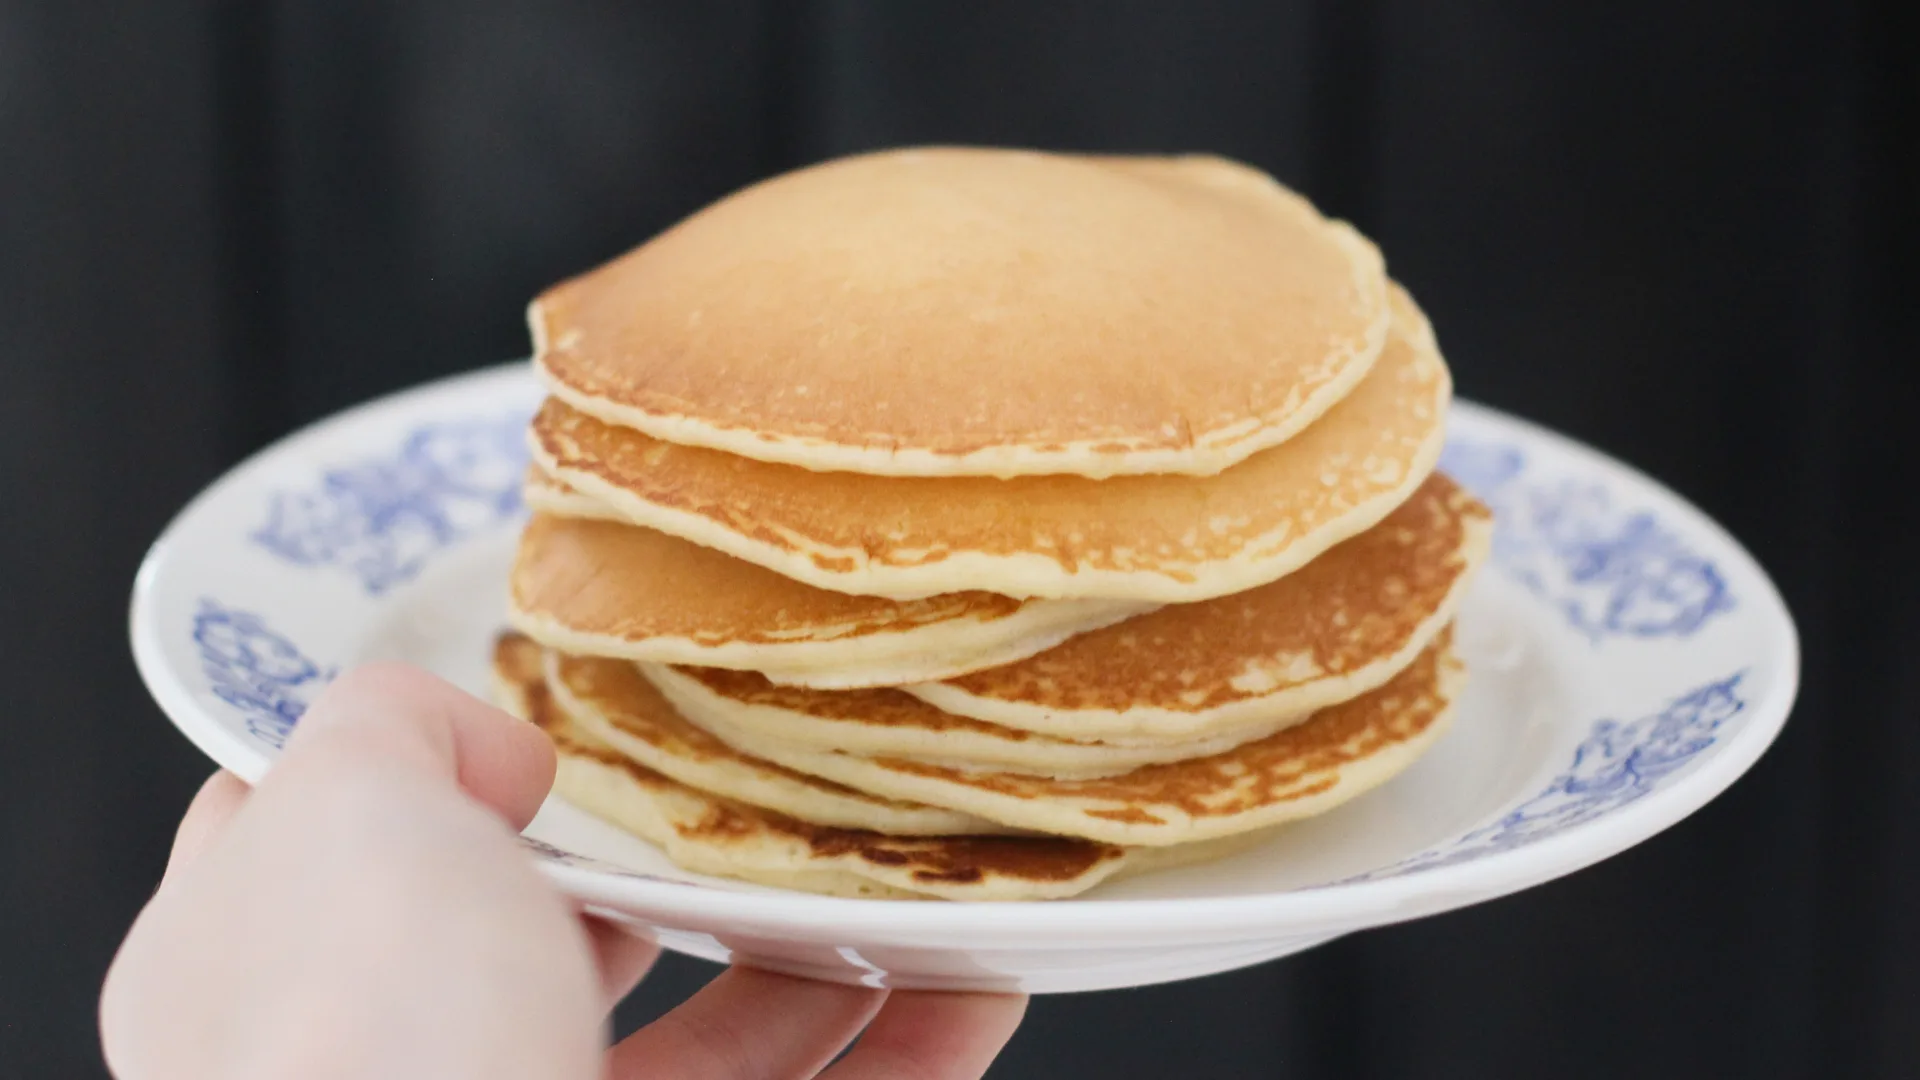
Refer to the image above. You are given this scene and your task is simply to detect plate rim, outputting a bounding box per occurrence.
[128,363,1801,943]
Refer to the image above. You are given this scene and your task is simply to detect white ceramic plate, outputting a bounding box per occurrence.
[130,364,1797,993]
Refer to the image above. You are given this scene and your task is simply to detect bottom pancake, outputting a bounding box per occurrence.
[494,633,1253,900]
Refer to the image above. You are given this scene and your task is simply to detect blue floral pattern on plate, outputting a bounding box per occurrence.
[194,600,335,750]
[187,605,713,881]
[1333,670,1748,883]
[252,412,531,595]
[1441,438,1733,641]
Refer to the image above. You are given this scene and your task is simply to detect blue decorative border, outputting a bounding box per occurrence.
[252,412,531,595]
[193,599,335,750]
[189,600,697,879]
[1441,438,1733,641]
[1335,670,1748,883]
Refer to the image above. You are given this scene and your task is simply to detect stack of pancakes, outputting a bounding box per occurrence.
[491,148,1491,901]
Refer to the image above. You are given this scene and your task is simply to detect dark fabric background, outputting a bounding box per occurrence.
[1,3,1912,1077]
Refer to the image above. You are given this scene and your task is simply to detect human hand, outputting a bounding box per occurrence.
[100,663,1026,1079]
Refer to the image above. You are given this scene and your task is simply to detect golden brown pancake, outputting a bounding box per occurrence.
[536,643,1001,835]
[667,632,1462,847]
[492,634,1251,901]
[530,286,1449,602]
[908,473,1490,737]
[531,147,1388,479]
[508,513,1145,689]
[639,474,1483,774]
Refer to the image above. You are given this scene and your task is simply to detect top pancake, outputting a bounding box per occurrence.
[530,285,1448,602]
[531,147,1389,479]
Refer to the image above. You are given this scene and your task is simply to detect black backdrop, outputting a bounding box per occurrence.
[2,3,1913,1077]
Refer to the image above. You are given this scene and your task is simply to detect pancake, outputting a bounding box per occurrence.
[908,472,1490,738]
[530,285,1449,603]
[640,474,1483,771]
[531,147,1389,479]
[666,632,1462,847]
[532,641,1003,835]
[522,467,621,521]
[646,664,1303,779]
[492,634,1257,901]
[509,513,1146,688]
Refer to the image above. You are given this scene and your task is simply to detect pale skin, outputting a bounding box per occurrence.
[99,664,1027,1079]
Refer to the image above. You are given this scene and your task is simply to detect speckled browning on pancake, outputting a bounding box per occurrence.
[909,474,1489,733]
[544,648,1001,835]
[530,287,1449,602]
[672,805,1118,887]
[897,639,1451,813]
[492,633,1135,900]
[532,148,1388,478]
[493,630,550,702]
[677,632,1462,846]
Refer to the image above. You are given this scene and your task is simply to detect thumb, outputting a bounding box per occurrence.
[278,662,557,831]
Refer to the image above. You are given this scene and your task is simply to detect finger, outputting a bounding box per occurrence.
[605,967,884,1080]
[161,771,251,884]
[820,991,1028,1080]
[581,914,661,1011]
[282,662,556,830]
